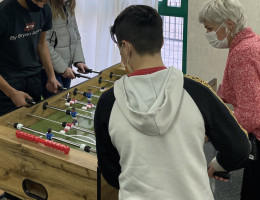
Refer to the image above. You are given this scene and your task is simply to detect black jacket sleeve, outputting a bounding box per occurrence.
[94,87,121,189]
[184,75,250,171]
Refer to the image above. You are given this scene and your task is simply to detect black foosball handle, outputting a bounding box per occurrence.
[213,171,231,179]
[109,72,113,79]
[98,77,102,84]
[42,102,48,110]
[58,86,67,91]
[85,68,102,74]
[73,72,91,79]
[73,88,78,96]
[25,98,36,105]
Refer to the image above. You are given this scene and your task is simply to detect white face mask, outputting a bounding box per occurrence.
[205,23,229,49]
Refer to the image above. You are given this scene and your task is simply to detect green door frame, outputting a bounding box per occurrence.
[158,0,188,74]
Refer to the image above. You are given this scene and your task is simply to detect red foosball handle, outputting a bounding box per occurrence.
[15,130,70,154]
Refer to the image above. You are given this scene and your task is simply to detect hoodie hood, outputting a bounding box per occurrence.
[114,67,184,136]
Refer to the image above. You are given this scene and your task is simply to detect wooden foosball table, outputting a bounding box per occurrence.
[0,63,125,200]
[0,60,218,200]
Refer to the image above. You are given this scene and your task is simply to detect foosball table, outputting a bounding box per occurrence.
[0,63,125,200]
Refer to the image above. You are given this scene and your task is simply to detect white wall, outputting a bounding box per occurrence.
[186,0,260,85]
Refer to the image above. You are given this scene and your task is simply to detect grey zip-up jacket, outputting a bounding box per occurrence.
[46,1,85,74]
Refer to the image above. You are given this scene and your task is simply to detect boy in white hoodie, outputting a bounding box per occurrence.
[94,5,250,200]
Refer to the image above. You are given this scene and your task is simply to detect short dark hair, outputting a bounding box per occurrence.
[110,5,163,55]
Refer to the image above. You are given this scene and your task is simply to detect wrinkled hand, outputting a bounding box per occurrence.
[208,166,229,182]
[46,77,61,93]
[62,68,76,79]
[76,63,89,74]
[9,90,33,107]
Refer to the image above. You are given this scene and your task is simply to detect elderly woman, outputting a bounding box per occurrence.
[199,0,260,199]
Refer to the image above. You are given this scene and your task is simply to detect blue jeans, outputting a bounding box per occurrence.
[41,69,71,99]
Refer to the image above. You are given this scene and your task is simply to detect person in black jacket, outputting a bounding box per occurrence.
[94,5,250,200]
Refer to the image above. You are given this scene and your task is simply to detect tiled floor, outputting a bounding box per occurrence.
[204,142,243,200]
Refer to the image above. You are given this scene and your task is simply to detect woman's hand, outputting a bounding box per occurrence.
[76,63,89,74]
[46,77,61,93]
[62,68,76,79]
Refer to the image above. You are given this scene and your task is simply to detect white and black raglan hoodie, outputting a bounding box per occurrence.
[94,67,250,200]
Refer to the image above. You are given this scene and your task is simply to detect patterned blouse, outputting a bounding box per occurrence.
[221,27,260,140]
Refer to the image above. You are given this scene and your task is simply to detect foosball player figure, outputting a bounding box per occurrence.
[72,118,79,126]
[71,107,79,126]
[46,128,53,141]
[85,89,93,104]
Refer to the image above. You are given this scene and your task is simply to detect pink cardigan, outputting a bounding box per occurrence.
[221,27,260,140]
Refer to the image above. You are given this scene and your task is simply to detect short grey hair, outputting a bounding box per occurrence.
[199,0,247,36]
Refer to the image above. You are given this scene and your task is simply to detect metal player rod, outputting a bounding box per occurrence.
[85,68,102,74]
[42,102,93,120]
[73,73,91,79]
[62,97,91,107]
[69,106,94,114]
[26,113,94,135]
[8,122,96,153]
[110,72,122,78]
[88,85,106,90]
[51,130,95,146]
[98,77,114,84]
[69,99,86,106]
[73,88,100,98]
[58,86,67,91]
[61,98,94,114]
[78,91,100,99]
